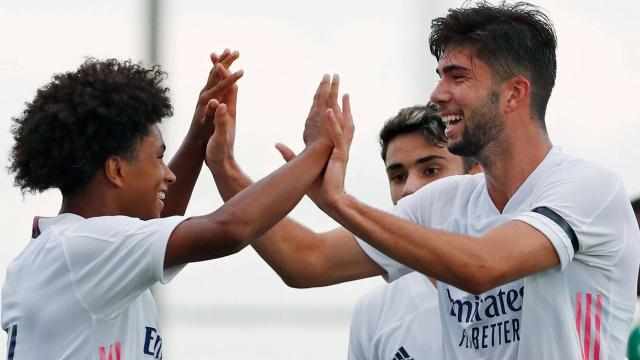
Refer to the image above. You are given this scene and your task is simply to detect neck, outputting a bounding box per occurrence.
[478,117,552,212]
[59,181,120,218]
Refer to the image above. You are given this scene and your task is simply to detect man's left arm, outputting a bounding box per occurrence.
[327,195,558,294]
[162,50,243,216]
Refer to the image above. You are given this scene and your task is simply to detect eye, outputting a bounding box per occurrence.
[426,167,440,175]
[389,174,407,183]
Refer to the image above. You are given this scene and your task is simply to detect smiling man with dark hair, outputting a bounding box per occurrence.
[302,2,638,359]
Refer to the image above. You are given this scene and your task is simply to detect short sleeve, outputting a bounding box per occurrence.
[356,204,418,282]
[62,215,187,319]
[514,165,627,270]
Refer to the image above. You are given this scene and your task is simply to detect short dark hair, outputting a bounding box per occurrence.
[429,1,557,126]
[379,103,477,174]
[9,58,173,196]
[379,103,447,162]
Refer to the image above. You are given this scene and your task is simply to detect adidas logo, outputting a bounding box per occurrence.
[392,346,414,360]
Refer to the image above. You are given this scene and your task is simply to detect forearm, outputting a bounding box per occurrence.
[204,143,332,249]
[210,153,338,285]
[162,131,207,216]
[210,154,382,287]
[210,156,252,202]
[328,194,499,293]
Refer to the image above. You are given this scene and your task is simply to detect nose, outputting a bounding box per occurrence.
[400,173,421,199]
[430,80,451,107]
[164,164,177,184]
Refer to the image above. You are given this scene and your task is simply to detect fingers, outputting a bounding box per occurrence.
[317,74,331,109]
[205,99,220,123]
[328,74,340,109]
[275,143,296,162]
[200,69,244,102]
[215,62,232,78]
[204,49,239,91]
[325,108,344,151]
[341,93,354,143]
[213,103,228,130]
[312,74,331,111]
[220,50,239,69]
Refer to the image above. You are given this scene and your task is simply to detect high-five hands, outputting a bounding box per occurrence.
[191,49,243,145]
[276,74,354,213]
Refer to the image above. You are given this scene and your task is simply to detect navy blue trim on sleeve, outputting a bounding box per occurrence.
[7,324,17,360]
[531,206,579,253]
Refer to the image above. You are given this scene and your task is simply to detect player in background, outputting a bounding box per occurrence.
[348,103,480,360]
[1,50,350,359]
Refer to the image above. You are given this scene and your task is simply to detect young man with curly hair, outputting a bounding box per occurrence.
[1,51,350,359]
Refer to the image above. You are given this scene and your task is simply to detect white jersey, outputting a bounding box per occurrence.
[348,272,443,360]
[1,213,186,359]
[358,147,640,360]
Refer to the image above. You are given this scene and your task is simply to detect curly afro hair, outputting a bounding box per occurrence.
[9,58,173,196]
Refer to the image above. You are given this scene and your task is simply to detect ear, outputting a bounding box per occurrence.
[503,76,531,115]
[104,156,126,188]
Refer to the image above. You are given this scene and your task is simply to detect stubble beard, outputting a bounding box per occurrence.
[447,90,504,158]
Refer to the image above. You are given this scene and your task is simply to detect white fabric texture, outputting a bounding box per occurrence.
[2,213,186,359]
[348,272,443,360]
[357,147,640,359]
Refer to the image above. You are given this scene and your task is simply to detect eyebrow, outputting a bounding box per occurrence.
[435,64,471,76]
[386,155,447,171]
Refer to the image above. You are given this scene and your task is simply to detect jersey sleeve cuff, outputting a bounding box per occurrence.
[355,237,412,282]
[514,212,574,270]
[153,216,189,284]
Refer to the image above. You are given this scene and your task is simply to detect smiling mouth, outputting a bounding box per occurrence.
[157,191,166,200]
[442,114,464,127]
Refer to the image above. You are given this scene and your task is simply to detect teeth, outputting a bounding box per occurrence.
[442,114,463,126]
[157,191,165,200]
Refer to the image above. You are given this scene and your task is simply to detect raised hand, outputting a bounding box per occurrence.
[302,74,341,149]
[189,49,243,143]
[204,61,241,169]
[276,91,354,211]
[317,95,354,212]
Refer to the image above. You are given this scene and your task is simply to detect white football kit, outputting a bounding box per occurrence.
[358,147,640,359]
[348,272,443,360]
[2,213,186,359]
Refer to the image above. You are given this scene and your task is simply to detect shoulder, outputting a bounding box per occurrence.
[395,173,484,223]
[64,215,185,243]
[538,150,621,192]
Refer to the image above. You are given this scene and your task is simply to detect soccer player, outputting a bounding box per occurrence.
[348,104,479,360]
[1,51,348,359]
[306,3,639,359]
